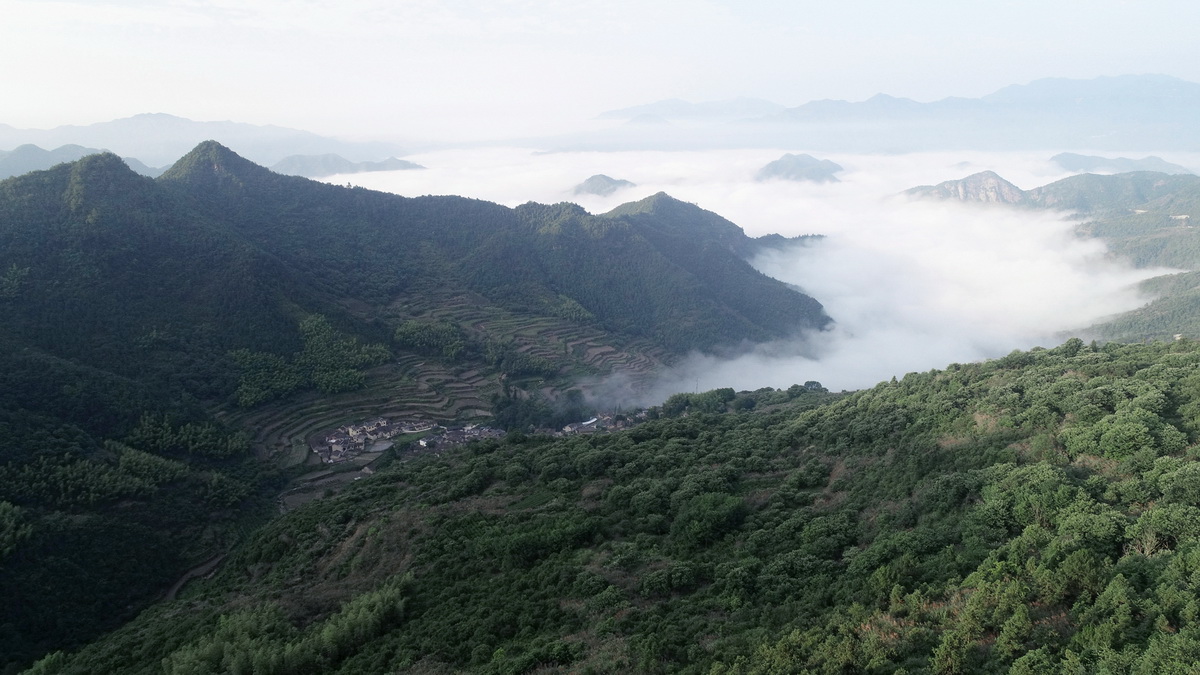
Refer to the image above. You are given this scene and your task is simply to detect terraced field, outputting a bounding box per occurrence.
[220,291,669,466]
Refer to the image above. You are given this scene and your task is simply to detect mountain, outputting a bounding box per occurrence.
[560,75,1200,152]
[270,154,424,178]
[768,74,1200,150]
[157,142,829,352]
[1026,172,1200,214]
[755,153,843,183]
[905,170,1028,204]
[0,154,297,668]
[981,73,1200,109]
[0,143,163,179]
[0,113,405,167]
[572,174,636,196]
[905,169,1200,213]
[32,338,1200,673]
[0,142,834,670]
[1051,152,1193,175]
[774,92,940,123]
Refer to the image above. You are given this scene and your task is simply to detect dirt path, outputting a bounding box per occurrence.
[165,553,227,601]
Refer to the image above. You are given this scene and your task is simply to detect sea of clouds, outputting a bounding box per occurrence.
[324,148,1186,397]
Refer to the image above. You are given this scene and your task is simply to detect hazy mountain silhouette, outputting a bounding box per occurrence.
[0,113,406,166]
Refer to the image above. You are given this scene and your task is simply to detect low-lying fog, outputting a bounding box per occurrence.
[324,149,1183,396]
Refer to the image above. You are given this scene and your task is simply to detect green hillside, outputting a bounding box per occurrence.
[1026,172,1200,215]
[0,141,830,412]
[156,141,828,353]
[29,339,1200,673]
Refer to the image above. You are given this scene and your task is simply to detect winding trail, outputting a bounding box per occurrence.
[165,553,227,601]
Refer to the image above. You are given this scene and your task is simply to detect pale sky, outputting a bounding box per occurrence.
[5,0,1200,142]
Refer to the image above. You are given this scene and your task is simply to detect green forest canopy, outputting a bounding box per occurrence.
[28,338,1200,674]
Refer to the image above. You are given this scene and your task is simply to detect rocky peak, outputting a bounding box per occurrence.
[905,170,1027,205]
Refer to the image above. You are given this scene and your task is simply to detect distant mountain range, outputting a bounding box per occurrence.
[1051,152,1193,175]
[566,75,1200,152]
[906,169,1200,212]
[10,75,1200,163]
[0,144,431,183]
[766,74,1200,145]
[0,144,163,179]
[270,154,424,178]
[0,113,406,166]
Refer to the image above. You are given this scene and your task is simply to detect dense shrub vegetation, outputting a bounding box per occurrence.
[28,339,1200,673]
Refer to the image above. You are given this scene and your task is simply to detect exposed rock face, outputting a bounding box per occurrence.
[905,170,1027,204]
[573,174,636,196]
[755,153,843,183]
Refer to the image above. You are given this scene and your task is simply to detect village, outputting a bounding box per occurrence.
[313,410,649,464]
[314,417,436,463]
[314,417,512,464]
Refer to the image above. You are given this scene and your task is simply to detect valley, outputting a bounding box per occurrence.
[9,140,1200,673]
[10,0,1200,669]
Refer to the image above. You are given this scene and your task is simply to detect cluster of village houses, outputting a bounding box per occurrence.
[317,417,435,463]
[316,417,511,463]
[316,411,649,464]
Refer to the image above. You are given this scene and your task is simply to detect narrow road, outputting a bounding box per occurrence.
[165,553,227,601]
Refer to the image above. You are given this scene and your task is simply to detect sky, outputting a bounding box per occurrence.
[5,0,1200,142]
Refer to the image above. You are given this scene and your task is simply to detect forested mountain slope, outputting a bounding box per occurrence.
[158,142,829,352]
[0,142,829,672]
[0,141,830,414]
[0,141,828,395]
[31,339,1200,673]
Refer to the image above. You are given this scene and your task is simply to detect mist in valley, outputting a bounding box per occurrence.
[321,149,1185,399]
